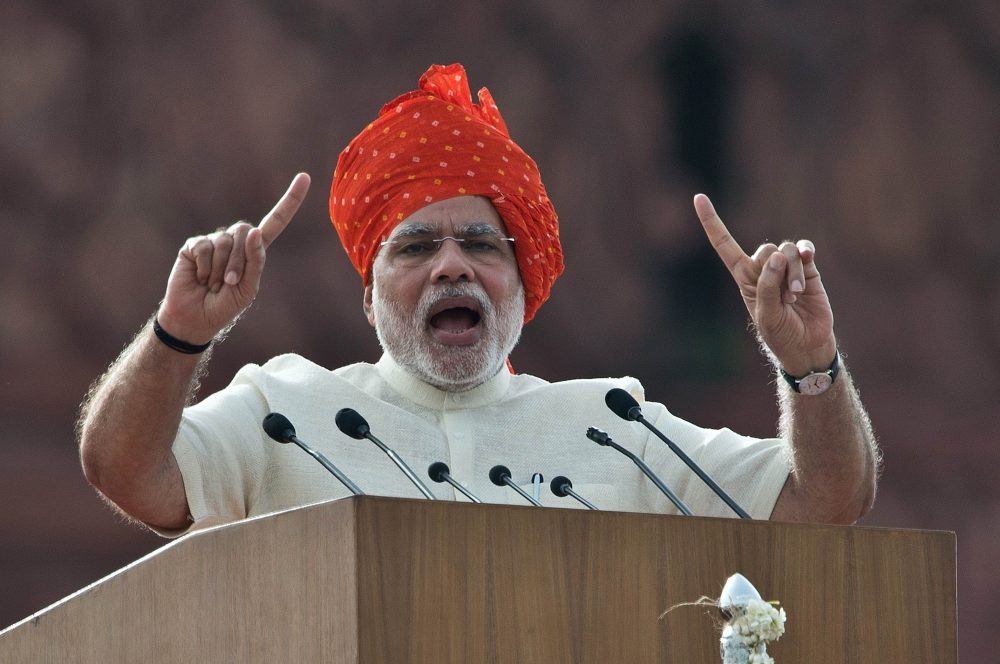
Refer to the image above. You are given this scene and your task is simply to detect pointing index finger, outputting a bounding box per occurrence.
[693,193,748,274]
[258,172,312,248]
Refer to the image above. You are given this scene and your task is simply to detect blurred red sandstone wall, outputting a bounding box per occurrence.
[1,1,997,659]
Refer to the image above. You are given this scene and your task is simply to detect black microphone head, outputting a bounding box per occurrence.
[605,388,642,421]
[427,461,451,483]
[335,408,370,439]
[262,412,295,444]
[489,465,511,486]
[586,427,612,446]
[550,475,573,497]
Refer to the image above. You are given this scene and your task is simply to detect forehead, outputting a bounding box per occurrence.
[387,195,507,238]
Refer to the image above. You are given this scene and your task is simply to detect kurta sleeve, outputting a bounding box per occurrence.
[164,363,271,535]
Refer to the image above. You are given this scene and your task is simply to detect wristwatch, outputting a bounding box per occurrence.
[780,352,840,395]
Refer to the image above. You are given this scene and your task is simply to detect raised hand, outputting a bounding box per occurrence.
[157,173,311,345]
[694,193,837,375]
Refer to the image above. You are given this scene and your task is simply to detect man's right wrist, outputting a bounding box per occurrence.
[152,317,213,354]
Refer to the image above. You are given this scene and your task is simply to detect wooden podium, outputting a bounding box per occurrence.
[0,496,956,662]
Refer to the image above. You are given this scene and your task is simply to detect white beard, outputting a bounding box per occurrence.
[371,279,525,392]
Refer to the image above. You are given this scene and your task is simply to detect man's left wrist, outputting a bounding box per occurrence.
[779,351,840,396]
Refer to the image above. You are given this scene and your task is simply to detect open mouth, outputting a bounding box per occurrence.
[430,307,481,331]
[427,296,484,344]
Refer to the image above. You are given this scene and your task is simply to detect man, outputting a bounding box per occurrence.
[78,64,878,536]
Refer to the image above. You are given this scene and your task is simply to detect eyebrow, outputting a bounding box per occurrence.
[387,221,506,240]
[388,223,436,240]
[458,222,505,237]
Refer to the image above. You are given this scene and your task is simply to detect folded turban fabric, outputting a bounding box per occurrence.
[329,63,563,323]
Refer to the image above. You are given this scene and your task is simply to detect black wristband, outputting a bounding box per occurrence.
[152,318,212,354]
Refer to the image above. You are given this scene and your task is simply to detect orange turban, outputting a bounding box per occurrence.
[329,63,563,323]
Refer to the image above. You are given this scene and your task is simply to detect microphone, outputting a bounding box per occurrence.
[586,427,692,515]
[605,388,643,421]
[549,476,599,510]
[334,408,436,500]
[489,465,542,507]
[428,461,483,503]
[604,388,750,519]
[262,412,364,495]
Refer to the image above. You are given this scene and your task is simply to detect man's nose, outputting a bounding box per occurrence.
[429,238,475,283]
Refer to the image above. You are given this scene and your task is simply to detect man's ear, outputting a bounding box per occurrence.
[363,283,376,327]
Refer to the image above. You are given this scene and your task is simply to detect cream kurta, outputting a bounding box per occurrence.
[169,353,789,535]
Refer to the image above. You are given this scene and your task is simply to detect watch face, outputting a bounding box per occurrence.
[798,373,833,396]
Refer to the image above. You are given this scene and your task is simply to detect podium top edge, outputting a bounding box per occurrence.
[178,494,957,542]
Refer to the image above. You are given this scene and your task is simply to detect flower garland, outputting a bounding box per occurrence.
[663,574,787,664]
[723,598,786,664]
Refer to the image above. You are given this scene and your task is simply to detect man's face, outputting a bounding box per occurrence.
[364,195,525,392]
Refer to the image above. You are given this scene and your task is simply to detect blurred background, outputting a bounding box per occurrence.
[1,0,997,659]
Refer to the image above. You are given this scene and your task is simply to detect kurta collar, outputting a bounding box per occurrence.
[375,353,512,410]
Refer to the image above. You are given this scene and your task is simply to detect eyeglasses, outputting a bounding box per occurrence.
[378,233,516,266]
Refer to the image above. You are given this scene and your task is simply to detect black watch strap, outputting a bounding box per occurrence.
[779,351,840,395]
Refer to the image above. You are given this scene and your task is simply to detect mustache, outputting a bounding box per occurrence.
[417,283,493,319]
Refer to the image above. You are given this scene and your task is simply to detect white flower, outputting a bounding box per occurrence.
[728,599,786,648]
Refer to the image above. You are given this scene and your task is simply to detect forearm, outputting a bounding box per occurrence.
[78,315,207,529]
[769,357,881,523]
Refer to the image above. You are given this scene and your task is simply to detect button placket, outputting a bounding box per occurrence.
[442,408,476,499]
